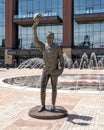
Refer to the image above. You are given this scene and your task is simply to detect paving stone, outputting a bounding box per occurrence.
[0,68,104,130]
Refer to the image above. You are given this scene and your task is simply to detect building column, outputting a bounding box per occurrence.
[63,0,73,58]
[5,0,18,64]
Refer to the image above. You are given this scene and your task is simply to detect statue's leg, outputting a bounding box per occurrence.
[51,75,58,111]
[38,72,49,112]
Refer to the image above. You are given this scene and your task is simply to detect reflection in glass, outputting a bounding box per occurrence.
[86,0,93,6]
[74,0,104,48]
[79,0,86,6]
[18,0,63,49]
[74,0,79,7]
[52,0,58,8]
[101,0,104,5]
[0,1,5,47]
[19,25,62,49]
[93,0,100,5]
[46,0,51,9]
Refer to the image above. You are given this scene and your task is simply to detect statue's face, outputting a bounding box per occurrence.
[46,33,54,45]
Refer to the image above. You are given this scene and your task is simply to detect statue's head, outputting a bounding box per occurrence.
[46,32,54,45]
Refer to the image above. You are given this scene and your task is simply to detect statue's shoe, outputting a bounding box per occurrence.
[38,106,45,112]
[51,106,55,112]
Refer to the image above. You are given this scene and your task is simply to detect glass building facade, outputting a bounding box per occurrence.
[18,0,63,49]
[3,0,104,65]
[74,0,104,49]
[0,0,5,47]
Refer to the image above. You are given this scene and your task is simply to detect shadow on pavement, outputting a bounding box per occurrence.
[67,114,93,126]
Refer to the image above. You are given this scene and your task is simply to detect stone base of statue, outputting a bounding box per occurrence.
[28,105,67,120]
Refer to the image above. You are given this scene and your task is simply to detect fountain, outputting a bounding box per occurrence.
[2,14,104,93]
[80,52,88,69]
[89,52,98,69]
[2,52,104,92]
[73,60,79,68]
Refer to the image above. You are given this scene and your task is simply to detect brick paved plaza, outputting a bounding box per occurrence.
[0,68,104,130]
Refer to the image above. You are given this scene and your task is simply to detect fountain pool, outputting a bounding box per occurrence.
[1,52,104,92]
[2,71,104,91]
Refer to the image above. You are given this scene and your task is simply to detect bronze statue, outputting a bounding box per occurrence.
[32,13,64,112]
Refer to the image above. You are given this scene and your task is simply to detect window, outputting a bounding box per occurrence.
[73,0,104,48]
[18,0,63,49]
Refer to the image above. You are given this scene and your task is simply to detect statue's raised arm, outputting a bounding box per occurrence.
[32,13,45,51]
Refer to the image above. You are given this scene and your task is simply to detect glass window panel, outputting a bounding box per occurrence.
[46,0,51,9]
[57,34,62,42]
[54,33,57,40]
[58,0,62,8]
[0,14,2,22]
[38,34,45,42]
[21,1,27,11]
[101,5,104,12]
[79,33,85,45]
[18,0,63,48]
[74,33,79,46]
[45,26,52,33]
[94,0,101,5]
[29,35,33,41]
[19,26,22,34]
[40,0,45,9]
[94,23,100,31]
[42,26,46,34]
[18,37,22,49]
[21,35,27,49]
[58,25,62,34]
[38,26,46,34]
[73,0,104,49]
[86,0,93,6]
[86,23,93,32]
[79,24,86,32]
[74,0,79,7]
[21,27,26,35]
[52,26,57,33]
[0,4,4,12]
[101,22,104,31]
[93,32,100,43]
[57,9,62,17]
[88,32,94,44]
[74,22,79,32]
[0,36,2,41]
[18,1,22,10]
[79,0,86,7]
[93,6,101,13]
[25,27,32,35]
[101,32,104,42]
[80,6,87,14]
[94,43,99,48]
[28,28,32,35]
[0,27,3,33]
[0,12,3,17]
[101,0,104,5]
[52,0,57,8]
[2,28,5,35]
[44,10,52,16]
[27,35,33,46]
[74,7,80,14]
[33,0,39,10]
[33,10,39,15]
[55,34,62,44]
[27,1,32,12]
